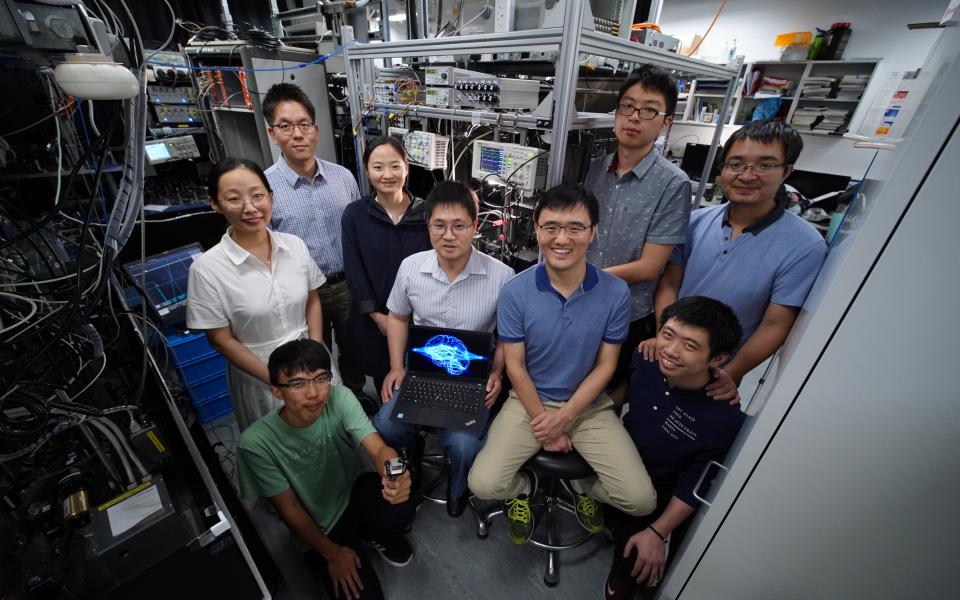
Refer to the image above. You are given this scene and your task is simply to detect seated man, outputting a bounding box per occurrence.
[468,184,656,544]
[238,339,414,600]
[373,180,514,517]
[604,296,744,600]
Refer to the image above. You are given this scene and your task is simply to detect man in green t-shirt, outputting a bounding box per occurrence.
[239,339,414,600]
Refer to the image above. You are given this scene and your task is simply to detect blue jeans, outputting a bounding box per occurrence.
[373,393,490,497]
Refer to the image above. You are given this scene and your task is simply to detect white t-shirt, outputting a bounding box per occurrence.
[186,229,326,347]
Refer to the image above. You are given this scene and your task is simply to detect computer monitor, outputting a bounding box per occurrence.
[679,143,719,182]
[123,243,204,327]
[785,169,852,201]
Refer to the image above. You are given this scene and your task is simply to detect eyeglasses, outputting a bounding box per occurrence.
[537,223,591,238]
[428,222,472,235]
[275,372,332,391]
[615,103,668,120]
[271,122,316,135]
[219,192,270,210]
[721,161,786,175]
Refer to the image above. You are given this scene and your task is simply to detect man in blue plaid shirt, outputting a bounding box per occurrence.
[262,83,367,402]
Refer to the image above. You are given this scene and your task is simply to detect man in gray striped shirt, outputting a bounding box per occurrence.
[372,181,514,518]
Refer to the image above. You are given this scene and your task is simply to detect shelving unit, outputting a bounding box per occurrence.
[683,58,878,134]
[344,0,741,206]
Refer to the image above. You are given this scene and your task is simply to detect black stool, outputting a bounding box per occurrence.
[476,449,598,586]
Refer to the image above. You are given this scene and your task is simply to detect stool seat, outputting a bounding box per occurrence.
[524,449,593,480]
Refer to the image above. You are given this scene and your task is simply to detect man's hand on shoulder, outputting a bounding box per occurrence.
[637,338,657,362]
[327,545,363,599]
[705,366,740,405]
[381,368,405,403]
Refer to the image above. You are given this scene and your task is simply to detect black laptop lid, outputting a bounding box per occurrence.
[123,242,203,327]
[405,325,493,381]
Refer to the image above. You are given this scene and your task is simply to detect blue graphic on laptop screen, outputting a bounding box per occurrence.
[411,335,489,376]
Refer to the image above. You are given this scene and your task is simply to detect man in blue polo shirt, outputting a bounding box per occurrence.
[469,185,656,545]
[646,120,827,402]
[604,296,744,600]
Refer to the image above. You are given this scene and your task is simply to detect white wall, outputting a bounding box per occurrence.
[659,0,947,177]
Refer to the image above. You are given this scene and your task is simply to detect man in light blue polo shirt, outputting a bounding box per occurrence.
[469,185,656,545]
[646,120,827,402]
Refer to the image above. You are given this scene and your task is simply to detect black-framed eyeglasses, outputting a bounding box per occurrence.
[721,161,786,175]
[272,122,316,135]
[537,223,591,237]
[275,372,332,391]
[615,103,668,120]
[428,222,472,235]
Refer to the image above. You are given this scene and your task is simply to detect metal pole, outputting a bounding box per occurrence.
[546,0,586,187]
[694,57,741,207]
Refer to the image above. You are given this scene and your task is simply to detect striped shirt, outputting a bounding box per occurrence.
[387,248,515,332]
[266,156,361,275]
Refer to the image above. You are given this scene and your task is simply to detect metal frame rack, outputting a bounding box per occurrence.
[343,0,740,205]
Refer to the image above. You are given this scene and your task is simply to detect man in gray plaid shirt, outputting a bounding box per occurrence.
[262,83,367,403]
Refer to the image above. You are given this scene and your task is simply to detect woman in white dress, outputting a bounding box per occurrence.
[186,158,326,430]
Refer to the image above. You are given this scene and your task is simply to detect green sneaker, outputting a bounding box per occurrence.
[574,494,604,533]
[504,496,534,544]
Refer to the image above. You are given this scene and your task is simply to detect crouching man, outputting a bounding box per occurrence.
[604,296,744,599]
[238,339,414,600]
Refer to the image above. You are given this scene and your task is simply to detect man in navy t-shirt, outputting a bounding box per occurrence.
[604,296,744,600]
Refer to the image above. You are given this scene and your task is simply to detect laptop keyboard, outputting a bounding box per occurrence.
[405,377,483,414]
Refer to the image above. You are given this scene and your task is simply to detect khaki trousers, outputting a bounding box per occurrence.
[468,391,657,516]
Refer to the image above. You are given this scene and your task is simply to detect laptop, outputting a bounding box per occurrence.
[391,325,494,432]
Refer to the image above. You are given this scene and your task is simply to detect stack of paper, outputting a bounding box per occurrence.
[754,75,794,98]
[800,76,836,99]
[836,74,869,100]
[791,106,825,128]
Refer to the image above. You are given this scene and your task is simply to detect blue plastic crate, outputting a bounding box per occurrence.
[165,331,216,368]
[177,352,226,387]
[193,392,233,424]
[187,371,230,405]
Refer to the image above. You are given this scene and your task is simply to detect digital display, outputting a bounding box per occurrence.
[406,327,492,380]
[478,145,506,174]
[145,142,171,164]
[124,243,203,326]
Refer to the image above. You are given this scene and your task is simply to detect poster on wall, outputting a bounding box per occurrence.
[858,69,931,139]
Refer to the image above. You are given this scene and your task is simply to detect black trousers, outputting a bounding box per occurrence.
[303,472,415,600]
[610,314,657,390]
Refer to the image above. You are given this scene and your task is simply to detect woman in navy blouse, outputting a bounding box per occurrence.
[342,136,432,395]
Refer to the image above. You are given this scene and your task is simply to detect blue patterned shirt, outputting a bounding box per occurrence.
[266,156,361,275]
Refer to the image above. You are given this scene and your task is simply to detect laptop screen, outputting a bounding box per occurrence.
[406,325,493,381]
[123,242,204,327]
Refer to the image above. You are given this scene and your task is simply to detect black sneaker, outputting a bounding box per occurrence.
[603,568,637,600]
[364,533,413,567]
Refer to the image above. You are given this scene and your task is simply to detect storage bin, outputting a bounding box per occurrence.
[165,331,216,367]
[177,352,226,387]
[187,371,230,405]
[193,392,233,424]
